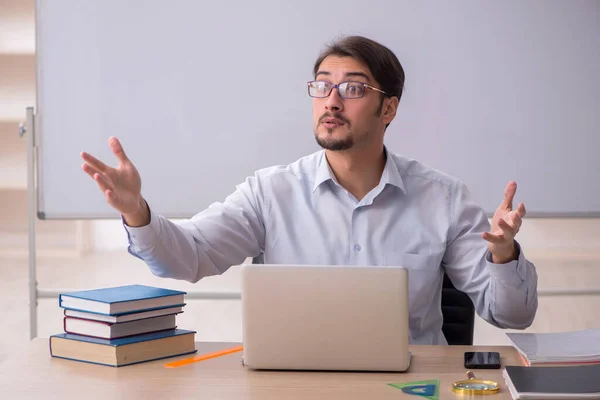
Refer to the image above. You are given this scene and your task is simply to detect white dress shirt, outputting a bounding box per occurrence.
[125,148,538,344]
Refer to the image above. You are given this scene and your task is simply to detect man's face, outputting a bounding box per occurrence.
[312,56,390,151]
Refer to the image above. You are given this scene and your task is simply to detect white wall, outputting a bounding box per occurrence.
[92,218,600,259]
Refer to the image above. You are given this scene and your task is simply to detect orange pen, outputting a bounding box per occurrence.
[164,345,244,368]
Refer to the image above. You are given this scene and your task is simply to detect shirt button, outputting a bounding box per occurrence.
[354,244,361,251]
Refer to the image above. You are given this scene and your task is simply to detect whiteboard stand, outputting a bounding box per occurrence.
[24,106,38,340]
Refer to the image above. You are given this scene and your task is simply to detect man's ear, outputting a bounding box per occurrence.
[382,96,399,125]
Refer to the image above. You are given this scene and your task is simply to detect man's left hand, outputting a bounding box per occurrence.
[483,181,526,264]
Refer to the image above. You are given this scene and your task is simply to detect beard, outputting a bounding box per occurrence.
[314,112,354,151]
[314,131,355,151]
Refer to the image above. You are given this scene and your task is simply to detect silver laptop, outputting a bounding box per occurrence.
[240,264,411,372]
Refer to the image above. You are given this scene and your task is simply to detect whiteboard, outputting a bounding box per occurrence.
[35,0,600,219]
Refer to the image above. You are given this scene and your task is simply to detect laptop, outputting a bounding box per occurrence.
[240,263,411,372]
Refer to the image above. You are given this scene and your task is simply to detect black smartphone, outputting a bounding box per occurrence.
[463,351,501,369]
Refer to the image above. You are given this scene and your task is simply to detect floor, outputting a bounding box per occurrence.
[1,250,599,364]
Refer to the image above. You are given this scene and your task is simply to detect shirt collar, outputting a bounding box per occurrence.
[312,147,406,194]
[379,146,406,193]
[312,151,335,192]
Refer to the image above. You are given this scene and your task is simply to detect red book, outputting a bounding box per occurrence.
[64,314,177,339]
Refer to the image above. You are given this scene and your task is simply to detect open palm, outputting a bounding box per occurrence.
[482,181,526,264]
[80,137,144,215]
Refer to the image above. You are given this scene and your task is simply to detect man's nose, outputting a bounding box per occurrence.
[324,87,344,112]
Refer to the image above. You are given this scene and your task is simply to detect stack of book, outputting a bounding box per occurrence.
[506,328,600,367]
[503,329,600,399]
[49,284,197,367]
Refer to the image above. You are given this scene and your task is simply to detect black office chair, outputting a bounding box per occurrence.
[440,272,475,345]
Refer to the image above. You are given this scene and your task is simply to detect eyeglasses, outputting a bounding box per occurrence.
[307,80,392,99]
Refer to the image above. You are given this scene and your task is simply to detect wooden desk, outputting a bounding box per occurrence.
[0,340,520,399]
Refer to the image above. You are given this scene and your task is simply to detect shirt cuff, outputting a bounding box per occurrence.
[122,205,161,249]
[485,240,527,286]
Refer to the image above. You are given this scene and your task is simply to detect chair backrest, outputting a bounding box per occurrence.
[441,272,475,345]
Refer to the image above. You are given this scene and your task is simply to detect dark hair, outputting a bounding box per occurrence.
[313,35,405,102]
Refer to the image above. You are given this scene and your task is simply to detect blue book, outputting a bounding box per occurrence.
[49,329,197,367]
[59,284,187,316]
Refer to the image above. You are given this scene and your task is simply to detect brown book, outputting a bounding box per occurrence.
[50,329,196,367]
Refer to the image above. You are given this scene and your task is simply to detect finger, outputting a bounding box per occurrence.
[105,189,119,208]
[81,163,99,180]
[109,137,130,164]
[482,232,505,244]
[500,181,517,210]
[503,210,522,230]
[93,171,114,194]
[82,162,116,188]
[509,212,523,231]
[516,202,526,218]
[498,217,517,238]
[81,151,110,174]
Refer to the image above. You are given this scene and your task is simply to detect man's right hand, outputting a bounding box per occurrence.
[81,136,150,227]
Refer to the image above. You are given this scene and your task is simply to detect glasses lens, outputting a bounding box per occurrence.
[308,81,330,98]
[340,82,364,99]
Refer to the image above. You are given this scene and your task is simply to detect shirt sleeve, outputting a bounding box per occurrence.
[441,181,539,330]
[123,175,266,283]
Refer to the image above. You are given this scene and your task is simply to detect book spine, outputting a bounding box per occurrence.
[64,316,112,326]
[64,327,178,341]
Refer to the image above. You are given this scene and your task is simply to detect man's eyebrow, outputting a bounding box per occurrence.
[344,72,371,81]
[314,71,371,82]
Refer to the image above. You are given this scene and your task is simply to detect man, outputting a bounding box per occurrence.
[81,35,538,345]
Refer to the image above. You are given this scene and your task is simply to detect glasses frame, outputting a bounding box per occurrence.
[307,80,392,99]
